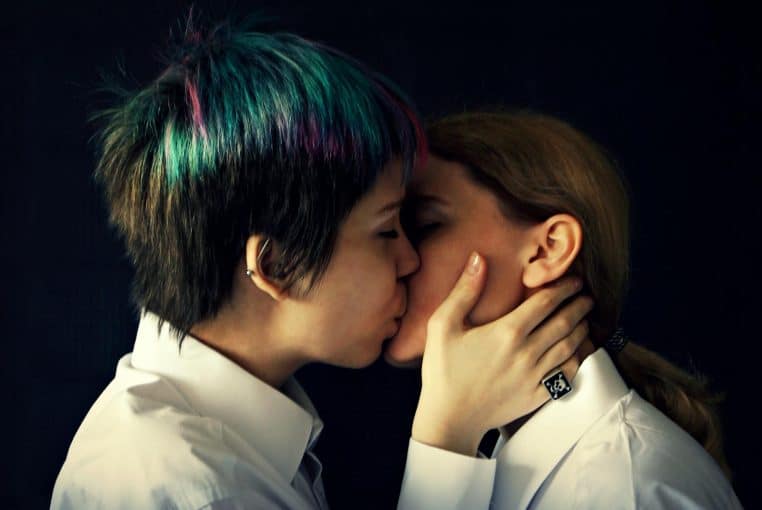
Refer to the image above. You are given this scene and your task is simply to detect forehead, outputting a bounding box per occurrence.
[410,156,473,198]
[409,155,512,223]
[347,159,406,217]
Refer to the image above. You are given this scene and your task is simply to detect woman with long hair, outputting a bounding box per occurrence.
[389,111,743,509]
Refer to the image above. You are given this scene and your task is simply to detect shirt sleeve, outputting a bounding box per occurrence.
[397,438,496,510]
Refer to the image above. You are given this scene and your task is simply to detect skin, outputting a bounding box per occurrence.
[191,159,418,388]
[385,155,593,367]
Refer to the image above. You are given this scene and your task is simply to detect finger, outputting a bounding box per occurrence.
[556,347,582,383]
[428,252,487,333]
[525,295,594,362]
[534,322,588,382]
[493,276,582,339]
[532,385,552,411]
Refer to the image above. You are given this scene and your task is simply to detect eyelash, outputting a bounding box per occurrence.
[405,222,441,244]
[378,230,400,239]
[416,222,440,233]
[378,219,440,241]
[414,222,441,237]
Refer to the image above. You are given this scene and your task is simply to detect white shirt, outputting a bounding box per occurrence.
[491,348,743,510]
[51,309,497,509]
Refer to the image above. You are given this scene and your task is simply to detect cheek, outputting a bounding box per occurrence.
[308,250,395,332]
[410,249,462,318]
[467,258,526,326]
[386,238,526,362]
[337,252,400,327]
[385,242,465,362]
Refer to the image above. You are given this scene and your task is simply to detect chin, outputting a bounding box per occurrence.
[341,342,385,369]
[382,349,422,369]
[382,322,425,368]
[382,336,423,368]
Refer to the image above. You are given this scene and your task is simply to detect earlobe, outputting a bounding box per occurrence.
[244,235,288,301]
[521,214,583,289]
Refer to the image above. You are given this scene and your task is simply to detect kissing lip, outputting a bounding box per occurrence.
[395,288,408,320]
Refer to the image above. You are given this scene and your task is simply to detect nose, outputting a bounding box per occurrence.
[396,230,420,278]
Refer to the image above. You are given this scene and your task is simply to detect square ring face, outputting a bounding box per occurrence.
[542,370,573,400]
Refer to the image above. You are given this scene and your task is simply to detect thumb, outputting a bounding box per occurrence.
[430,252,487,332]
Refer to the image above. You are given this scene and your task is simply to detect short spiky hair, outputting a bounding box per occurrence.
[92,14,426,334]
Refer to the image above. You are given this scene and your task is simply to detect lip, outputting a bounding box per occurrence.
[396,285,408,317]
[387,317,402,337]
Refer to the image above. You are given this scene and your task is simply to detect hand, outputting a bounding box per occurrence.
[411,252,593,457]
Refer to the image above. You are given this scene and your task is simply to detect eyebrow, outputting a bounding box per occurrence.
[376,198,404,214]
[410,193,449,207]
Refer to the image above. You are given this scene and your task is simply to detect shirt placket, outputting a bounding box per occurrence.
[305,449,328,510]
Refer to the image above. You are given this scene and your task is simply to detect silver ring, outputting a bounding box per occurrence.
[541,369,573,400]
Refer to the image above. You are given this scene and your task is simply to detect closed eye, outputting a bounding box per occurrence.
[378,230,400,239]
[408,222,441,243]
[416,222,441,233]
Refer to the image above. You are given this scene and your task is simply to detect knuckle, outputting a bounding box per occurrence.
[511,354,534,374]
[539,292,555,310]
[451,281,467,297]
[556,316,572,334]
[559,337,576,359]
[505,343,527,365]
[513,350,533,371]
[511,349,530,368]
[563,358,581,377]
[502,323,521,342]
[504,339,524,359]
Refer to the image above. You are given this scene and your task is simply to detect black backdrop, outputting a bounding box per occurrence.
[3,1,759,508]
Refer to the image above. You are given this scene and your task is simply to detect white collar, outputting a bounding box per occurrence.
[129,309,323,483]
[492,347,629,510]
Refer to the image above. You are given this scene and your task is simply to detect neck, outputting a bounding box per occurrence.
[189,301,308,389]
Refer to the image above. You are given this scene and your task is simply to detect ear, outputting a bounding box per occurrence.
[244,234,288,301]
[521,214,583,289]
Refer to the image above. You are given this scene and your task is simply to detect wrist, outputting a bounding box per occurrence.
[411,413,483,457]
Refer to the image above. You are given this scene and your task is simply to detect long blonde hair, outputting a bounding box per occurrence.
[427,110,732,481]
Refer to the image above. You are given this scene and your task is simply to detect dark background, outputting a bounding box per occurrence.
[3,1,759,508]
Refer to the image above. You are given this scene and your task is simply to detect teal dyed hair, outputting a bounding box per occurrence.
[92,14,426,333]
[96,22,425,185]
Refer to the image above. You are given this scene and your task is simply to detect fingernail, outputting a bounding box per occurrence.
[573,278,583,291]
[467,252,481,275]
